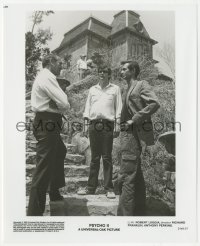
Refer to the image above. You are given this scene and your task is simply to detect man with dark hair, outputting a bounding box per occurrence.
[78,65,122,199]
[117,61,160,216]
[27,54,70,216]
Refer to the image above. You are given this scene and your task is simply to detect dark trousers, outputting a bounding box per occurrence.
[117,130,146,216]
[87,120,114,192]
[27,112,66,216]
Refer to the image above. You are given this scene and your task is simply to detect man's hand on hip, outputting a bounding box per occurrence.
[120,120,134,131]
[126,120,134,125]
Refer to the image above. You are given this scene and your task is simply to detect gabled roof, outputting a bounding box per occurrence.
[60,18,90,47]
[54,17,112,53]
[111,10,127,35]
[90,17,111,39]
[53,11,158,54]
[110,10,157,44]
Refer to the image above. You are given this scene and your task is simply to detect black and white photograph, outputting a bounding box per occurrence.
[2,1,198,244]
[25,10,176,216]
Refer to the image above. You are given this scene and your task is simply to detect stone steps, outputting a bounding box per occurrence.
[26,176,108,196]
[26,112,35,122]
[26,138,88,196]
[65,143,77,154]
[26,177,90,195]
[26,131,35,141]
[62,177,89,194]
[26,152,36,164]
[50,194,119,216]
[26,100,31,113]
[48,195,174,216]
[26,140,37,152]
[26,152,85,165]
[26,193,174,217]
[25,193,175,216]
[64,153,85,165]
[26,164,90,177]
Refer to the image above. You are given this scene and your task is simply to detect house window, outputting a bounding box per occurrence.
[138,44,143,56]
[144,45,148,56]
[131,44,137,57]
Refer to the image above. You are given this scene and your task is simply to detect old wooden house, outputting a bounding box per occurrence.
[53,10,157,68]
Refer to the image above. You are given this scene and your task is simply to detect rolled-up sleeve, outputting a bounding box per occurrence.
[83,89,91,119]
[42,77,70,114]
[115,86,122,120]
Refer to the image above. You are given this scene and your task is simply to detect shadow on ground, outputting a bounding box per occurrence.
[64,197,89,216]
[49,195,174,216]
[146,197,175,216]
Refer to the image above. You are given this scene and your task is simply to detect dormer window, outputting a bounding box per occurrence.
[134,21,144,33]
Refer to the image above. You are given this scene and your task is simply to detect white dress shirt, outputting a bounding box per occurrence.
[83,83,122,121]
[31,68,70,114]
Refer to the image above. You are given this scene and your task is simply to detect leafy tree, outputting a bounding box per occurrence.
[26,11,54,81]
[156,43,175,80]
[134,55,159,84]
[91,46,112,69]
[30,11,54,34]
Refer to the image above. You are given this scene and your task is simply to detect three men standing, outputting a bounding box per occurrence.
[27,54,70,216]
[80,66,122,198]
[27,54,159,216]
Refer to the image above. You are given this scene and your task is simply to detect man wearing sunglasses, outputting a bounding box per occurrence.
[79,65,122,199]
[117,61,160,216]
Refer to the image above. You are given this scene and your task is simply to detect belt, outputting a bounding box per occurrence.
[35,111,62,121]
[90,119,114,124]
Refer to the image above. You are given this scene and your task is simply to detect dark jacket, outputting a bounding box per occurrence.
[126,79,160,146]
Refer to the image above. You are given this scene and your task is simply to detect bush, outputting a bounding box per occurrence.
[142,141,170,197]
[152,80,175,139]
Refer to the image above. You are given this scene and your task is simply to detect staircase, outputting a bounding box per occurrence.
[26,100,174,216]
[26,125,119,216]
[26,140,88,193]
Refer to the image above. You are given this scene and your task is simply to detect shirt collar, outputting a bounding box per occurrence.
[95,82,112,90]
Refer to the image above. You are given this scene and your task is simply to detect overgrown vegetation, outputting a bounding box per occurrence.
[25,12,175,205]
[26,11,54,81]
[64,71,175,205]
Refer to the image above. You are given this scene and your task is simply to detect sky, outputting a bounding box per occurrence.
[26,10,175,76]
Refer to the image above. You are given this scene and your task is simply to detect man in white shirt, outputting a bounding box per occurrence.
[77,54,87,80]
[79,65,122,199]
[27,54,70,216]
